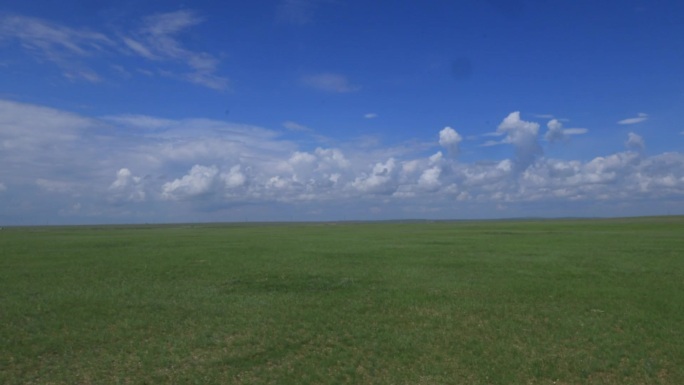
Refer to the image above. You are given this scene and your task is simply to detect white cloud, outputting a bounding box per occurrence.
[364,113,378,119]
[315,147,350,169]
[481,139,504,147]
[418,166,442,191]
[0,100,105,187]
[497,111,542,170]
[0,13,114,82]
[36,178,78,194]
[0,14,113,56]
[104,114,176,130]
[125,10,228,90]
[3,99,684,223]
[0,11,227,89]
[162,165,220,200]
[122,37,155,59]
[276,0,329,24]
[429,151,443,165]
[463,159,513,188]
[110,168,135,190]
[289,151,317,166]
[0,99,92,139]
[563,128,589,135]
[301,73,360,93]
[0,182,7,192]
[283,121,312,132]
[438,127,462,156]
[545,119,565,142]
[266,175,290,191]
[109,168,146,202]
[618,113,648,125]
[352,158,399,195]
[221,165,247,189]
[625,132,645,151]
[545,119,589,142]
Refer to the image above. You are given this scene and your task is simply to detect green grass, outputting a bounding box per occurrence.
[1,217,683,384]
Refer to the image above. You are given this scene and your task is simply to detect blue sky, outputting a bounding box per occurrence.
[1,0,683,224]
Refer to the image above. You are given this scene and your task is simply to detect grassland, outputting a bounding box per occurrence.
[1,217,683,384]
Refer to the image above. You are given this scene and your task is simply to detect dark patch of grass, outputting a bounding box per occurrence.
[1,217,683,384]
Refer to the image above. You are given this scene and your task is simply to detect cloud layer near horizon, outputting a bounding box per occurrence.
[1,99,683,224]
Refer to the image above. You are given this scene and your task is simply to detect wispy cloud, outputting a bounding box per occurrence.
[618,112,648,125]
[301,73,360,93]
[0,11,228,89]
[531,114,569,122]
[123,10,228,90]
[364,113,378,119]
[103,114,176,130]
[283,121,312,132]
[0,13,114,82]
[276,0,329,25]
[563,128,588,135]
[481,140,504,147]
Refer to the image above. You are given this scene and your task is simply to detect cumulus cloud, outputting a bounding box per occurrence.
[545,119,588,142]
[3,99,684,223]
[418,166,442,191]
[110,168,136,189]
[301,73,360,93]
[497,111,542,170]
[352,158,398,195]
[221,165,247,189]
[625,132,645,151]
[109,168,146,202]
[545,119,565,142]
[439,127,462,156]
[462,159,513,189]
[618,113,648,125]
[162,165,219,200]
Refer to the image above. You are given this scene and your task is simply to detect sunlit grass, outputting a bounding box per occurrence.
[1,217,683,384]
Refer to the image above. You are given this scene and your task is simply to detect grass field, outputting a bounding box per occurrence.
[1,217,683,384]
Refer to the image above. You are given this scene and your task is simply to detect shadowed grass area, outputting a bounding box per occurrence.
[1,217,683,384]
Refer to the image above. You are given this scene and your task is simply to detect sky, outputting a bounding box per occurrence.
[1,0,683,225]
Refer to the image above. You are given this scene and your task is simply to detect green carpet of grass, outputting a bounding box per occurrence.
[1,217,683,384]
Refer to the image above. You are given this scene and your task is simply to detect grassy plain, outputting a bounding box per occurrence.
[1,217,683,384]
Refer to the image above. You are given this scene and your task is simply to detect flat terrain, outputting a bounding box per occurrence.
[1,217,683,384]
